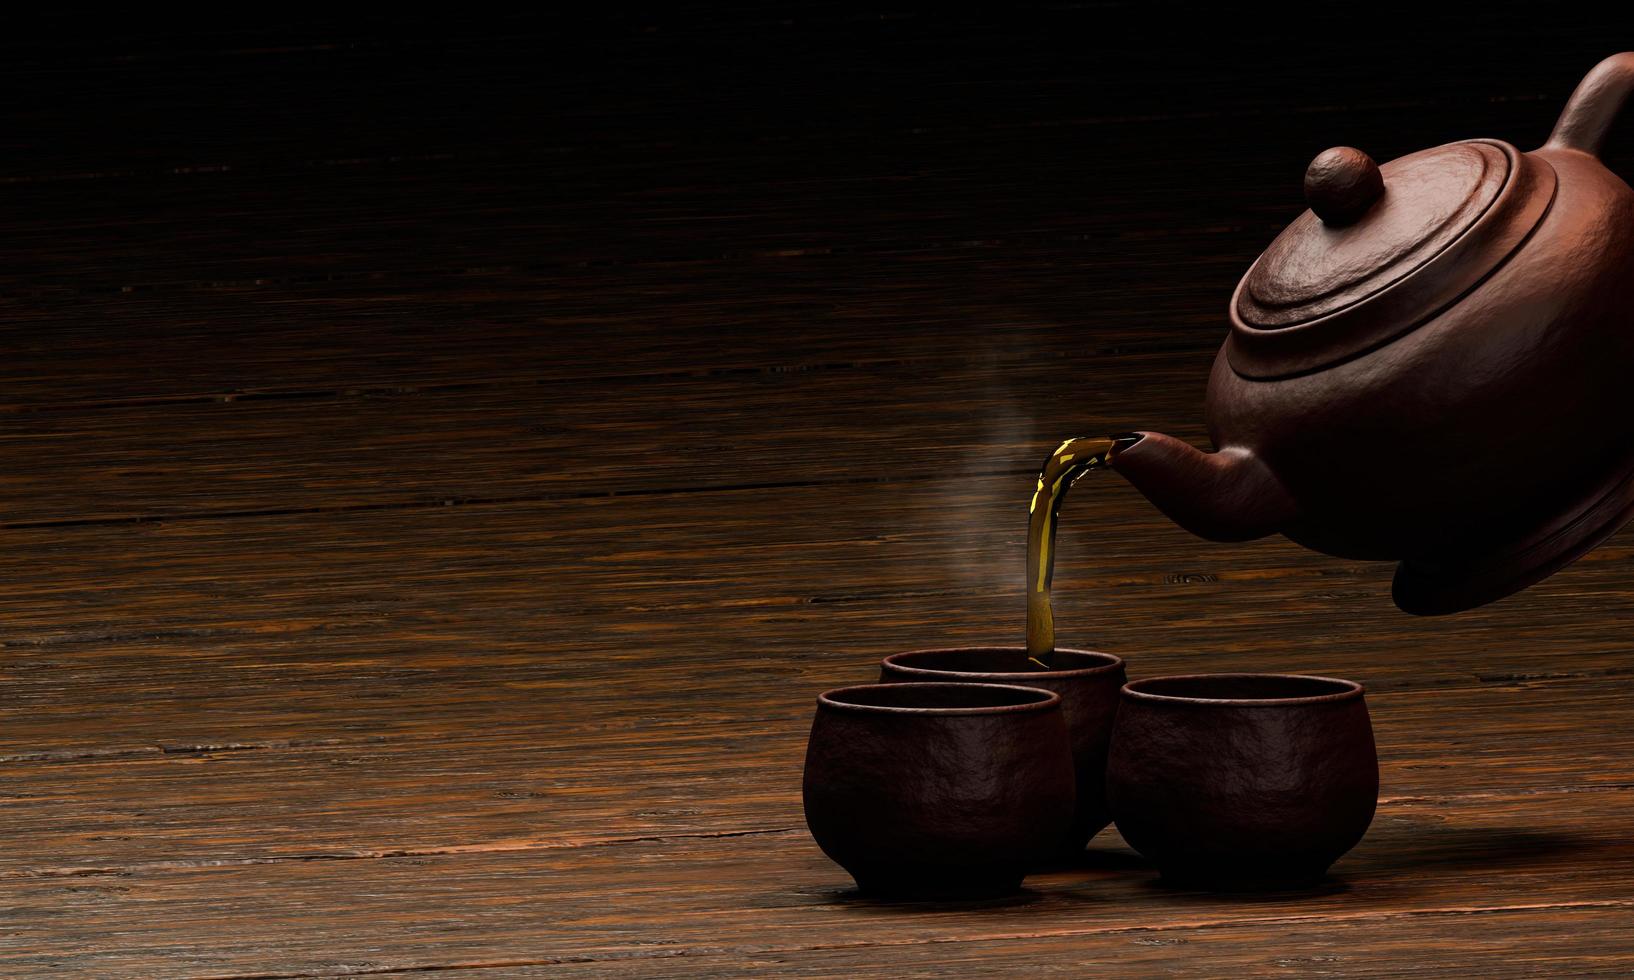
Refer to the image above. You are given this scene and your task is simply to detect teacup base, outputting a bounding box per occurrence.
[848,864,1027,899]
[1157,864,1331,893]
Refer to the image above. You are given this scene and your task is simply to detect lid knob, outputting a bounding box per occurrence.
[1304,147,1385,226]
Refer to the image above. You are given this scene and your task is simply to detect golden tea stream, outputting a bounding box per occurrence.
[1025,436,1133,666]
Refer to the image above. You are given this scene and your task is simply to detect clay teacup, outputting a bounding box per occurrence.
[1106,673,1378,891]
[879,647,1125,855]
[803,682,1075,898]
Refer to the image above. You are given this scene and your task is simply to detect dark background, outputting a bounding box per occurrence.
[5,6,1630,348]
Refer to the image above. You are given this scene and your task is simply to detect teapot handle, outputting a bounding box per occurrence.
[1546,52,1634,156]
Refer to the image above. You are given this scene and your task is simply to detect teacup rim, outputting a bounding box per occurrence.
[881,645,1124,681]
[1121,672,1364,707]
[818,681,1063,716]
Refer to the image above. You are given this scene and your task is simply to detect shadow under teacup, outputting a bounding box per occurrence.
[1107,673,1379,891]
[879,647,1125,856]
[802,682,1075,899]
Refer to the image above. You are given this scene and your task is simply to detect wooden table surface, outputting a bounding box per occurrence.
[4,8,1634,977]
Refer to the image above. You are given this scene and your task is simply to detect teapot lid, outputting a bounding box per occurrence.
[1227,139,1556,379]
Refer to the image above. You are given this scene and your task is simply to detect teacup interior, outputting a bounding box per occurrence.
[826,683,1053,710]
[890,647,1117,674]
[1128,674,1358,702]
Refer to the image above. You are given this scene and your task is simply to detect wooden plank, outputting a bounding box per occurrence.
[0,351,1218,523]
[5,477,1634,759]
[0,279,1140,403]
[528,906,1634,978]
[0,461,1616,654]
[0,787,1630,976]
[0,675,1629,877]
[0,249,1232,407]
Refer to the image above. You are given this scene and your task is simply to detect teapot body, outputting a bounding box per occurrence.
[1208,145,1634,574]
[1105,54,1634,612]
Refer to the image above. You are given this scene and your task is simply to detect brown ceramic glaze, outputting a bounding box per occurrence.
[1106,674,1378,890]
[878,647,1125,855]
[1095,53,1634,614]
[802,682,1075,898]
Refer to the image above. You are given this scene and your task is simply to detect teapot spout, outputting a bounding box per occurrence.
[1110,432,1296,542]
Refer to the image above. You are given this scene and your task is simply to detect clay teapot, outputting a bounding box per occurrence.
[1100,53,1634,615]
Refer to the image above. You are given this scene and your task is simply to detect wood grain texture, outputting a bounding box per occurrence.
[4,6,1634,977]
[0,676,1627,878]
[534,907,1634,978]
[4,787,1634,975]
